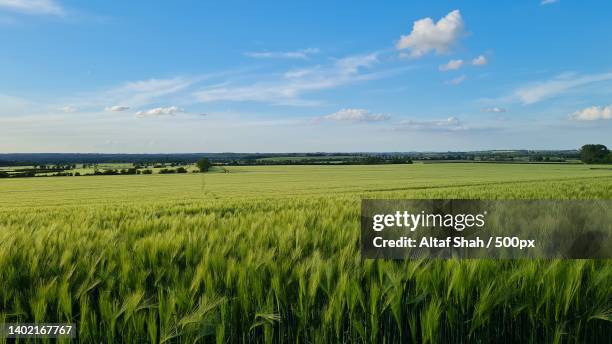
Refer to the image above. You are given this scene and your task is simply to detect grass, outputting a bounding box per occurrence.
[0,163,611,342]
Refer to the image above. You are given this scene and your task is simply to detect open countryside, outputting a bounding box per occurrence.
[1,163,611,342]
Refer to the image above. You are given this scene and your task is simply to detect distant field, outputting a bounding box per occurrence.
[256,155,359,162]
[1,163,611,207]
[0,164,611,342]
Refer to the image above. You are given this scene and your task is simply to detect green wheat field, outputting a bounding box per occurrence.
[1,164,611,343]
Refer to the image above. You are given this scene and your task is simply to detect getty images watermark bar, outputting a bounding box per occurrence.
[361,200,612,259]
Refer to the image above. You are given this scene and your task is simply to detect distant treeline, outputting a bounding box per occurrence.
[0,150,582,167]
[226,156,413,166]
[0,167,194,179]
[0,153,236,165]
[1,147,608,179]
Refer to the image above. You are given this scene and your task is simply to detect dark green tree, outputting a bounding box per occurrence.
[196,158,212,172]
[580,144,610,164]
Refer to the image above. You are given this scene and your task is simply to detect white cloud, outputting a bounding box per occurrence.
[194,53,383,105]
[514,72,612,104]
[319,108,390,123]
[244,48,320,60]
[59,105,77,112]
[439,59,463,71]
[0,0,65,16]
[482,107,506,113]
[446,75,466,85]
[396,10,465,57]
[541,0,559,5]
[136,106,184,118]
[472,55,487,66]
[570,105,612,121]
[105,105,130,112]
[395,117,465,131]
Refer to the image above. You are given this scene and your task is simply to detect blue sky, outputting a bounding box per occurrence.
[1,0,611,153]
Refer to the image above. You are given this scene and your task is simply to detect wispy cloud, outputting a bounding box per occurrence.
[283,67,319,79]
[59,105,77,113]
[0,0,65,16]
[244,48,320,60]
[394,117,466,131]
[541,0,559,5]
[439,59,463,71]
[19,77,197,117]
[513,72,612,104]
[105,105,130,112]
[317,108,390,123]
[136,106,185,118]
[396,10,465,57]
[334,53,378,73]
[57,72,234,113]
[193,53,384,105]
[104,76,197,108]
[570,105,612,121]
[482,107,506,113]
[446,75,466,85]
